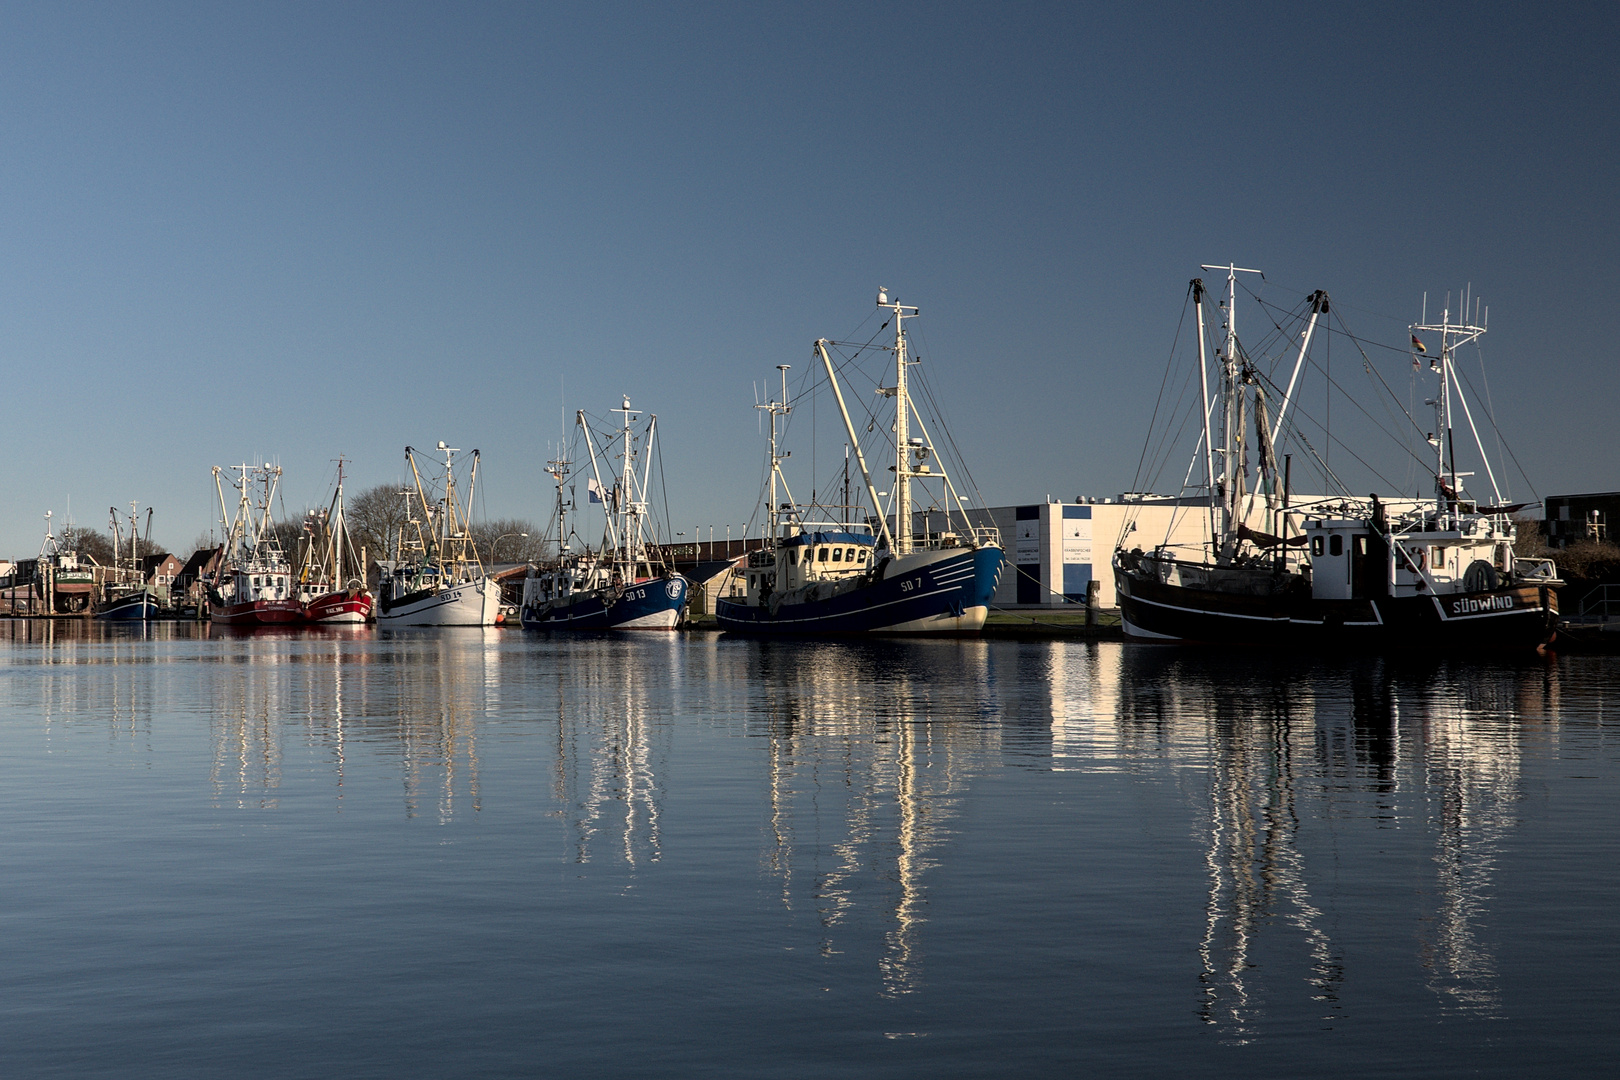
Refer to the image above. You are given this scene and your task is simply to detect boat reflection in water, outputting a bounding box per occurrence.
[1108,647,1554,1033]
[724,639,998,996]
[546,634,679,867]
[4,618,1578,1046]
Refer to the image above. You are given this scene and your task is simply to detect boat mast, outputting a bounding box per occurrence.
[611,396,640,572]
[108,507,122,577]
[129,501,139,578]
[757,365,793,539]
[1411,295,1486,524]
[1191,279,1218,549]
[441,443,458,572]
[1199,264,1262,556]
[878,288,920,554]
[545,452,570,560]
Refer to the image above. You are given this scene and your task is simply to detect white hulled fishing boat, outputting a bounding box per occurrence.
[208,463,304,626]
[375,442,500,626]
[1112,266,1560,650]
[519,398,688,631]
[715,289,1003,635]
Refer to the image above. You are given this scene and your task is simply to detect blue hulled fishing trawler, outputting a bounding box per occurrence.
[715,290,1003,635]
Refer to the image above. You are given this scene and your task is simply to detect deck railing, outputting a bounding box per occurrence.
[1578,584,1620,618]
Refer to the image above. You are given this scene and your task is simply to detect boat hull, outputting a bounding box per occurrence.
[97,591,159,621]
[376,576,500,626]
[716,545,1003,636]
[521,576,688,631]
[210,598,306,626]
[304,590,374,624]
[1115,566,1557,650]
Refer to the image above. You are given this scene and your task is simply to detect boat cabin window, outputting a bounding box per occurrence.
[788,550,799,565]
[845,548,856,562]
[1353,536,1366,557]
[857,550,868,564]
[831,548,842,563]
[817,547,828,562]
[1329,535,1343,557]
[1311,536,1324,557]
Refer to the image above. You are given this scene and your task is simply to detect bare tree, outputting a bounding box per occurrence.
[472,518,545,565]
[57,523,114,566]
[346,483,412,565]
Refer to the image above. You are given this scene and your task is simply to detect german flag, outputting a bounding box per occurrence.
[1410,334,1427,354]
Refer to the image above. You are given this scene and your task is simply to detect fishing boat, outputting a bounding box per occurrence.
[1112,266,1560,649]
[96,502,159,621]
[207,463,305,626]
[375,442,501,626]
[296,458,375,624]
[8,512,99,615]
[519,399,689,631]
[715,290,1004,635]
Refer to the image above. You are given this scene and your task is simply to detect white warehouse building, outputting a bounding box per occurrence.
[934,494,1355,609]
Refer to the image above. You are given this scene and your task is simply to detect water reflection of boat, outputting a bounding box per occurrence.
[545,637,677,865]
[1107,647,1523,1026]
[745,639,995,994]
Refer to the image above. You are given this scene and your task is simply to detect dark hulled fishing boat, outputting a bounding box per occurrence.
[520,398,688,631]
[1113,267,1559,650]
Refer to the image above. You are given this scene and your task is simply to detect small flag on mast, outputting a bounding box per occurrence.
[1411,334,1427,354]
[587,477,604,504]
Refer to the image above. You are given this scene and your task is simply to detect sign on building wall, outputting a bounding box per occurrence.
[1061,505,1092,601]
[1015,521,1041,564]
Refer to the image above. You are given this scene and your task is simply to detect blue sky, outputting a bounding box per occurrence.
[2,1,1615,556]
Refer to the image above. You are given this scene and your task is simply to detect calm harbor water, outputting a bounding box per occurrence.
[1,621,1616,1078]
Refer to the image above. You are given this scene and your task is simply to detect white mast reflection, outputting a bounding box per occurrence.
[552,639,673,869]
[756,641,993,996]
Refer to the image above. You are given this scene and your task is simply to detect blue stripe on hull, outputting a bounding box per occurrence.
[715,547,1003,636]
[522,578,688,630]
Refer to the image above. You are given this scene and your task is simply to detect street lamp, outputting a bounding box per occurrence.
[492,532,528,564]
